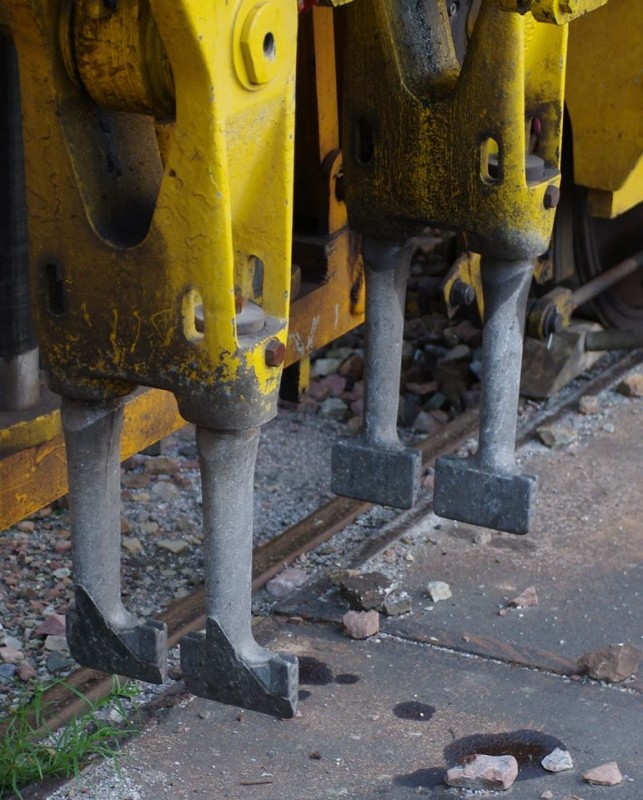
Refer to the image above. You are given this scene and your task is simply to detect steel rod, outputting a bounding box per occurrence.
[571,250,643,310]
[584,329,643,352]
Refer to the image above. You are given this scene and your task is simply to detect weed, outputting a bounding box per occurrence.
[0,677,139,799]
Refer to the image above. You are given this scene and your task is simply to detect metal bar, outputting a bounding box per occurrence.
[0,348,39,411]
[197,426,262,660]
[584,329,643,352]
[0,32,38,412]
[362,239,410,445]
[180,425,298,717]
[62,397,131,629]
[62,396,167,683]
[477,258,534,472]
[331,238,421,509]
[434,258,537,534]
[571,250,643,310]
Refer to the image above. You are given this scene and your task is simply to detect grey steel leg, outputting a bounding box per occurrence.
[0,347,39,410]
[181,426,298,718]
[433,257,537,534]
[331,238,421,508]
[62,397,167,682]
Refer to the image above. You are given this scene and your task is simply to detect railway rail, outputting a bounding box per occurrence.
[8,346,642,746]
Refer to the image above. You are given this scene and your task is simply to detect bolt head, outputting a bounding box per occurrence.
[450,279,475,307]
[265,338,286,367]
[240,3,282,85]
[543,185,561,210]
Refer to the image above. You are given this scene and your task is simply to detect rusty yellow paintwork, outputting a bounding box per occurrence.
[343,0,569,262]
[565,0,643,218]
[0,409,61,458]
[0,388,186,531]
[500,0,607,25]
[0,0,298,430]
[441,251,484,321]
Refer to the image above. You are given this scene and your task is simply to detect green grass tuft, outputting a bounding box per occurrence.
[0,677,139,799]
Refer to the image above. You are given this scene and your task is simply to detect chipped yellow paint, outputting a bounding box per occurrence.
[343,0,570,260]
[0,409,61,458]
[3,0,298,428]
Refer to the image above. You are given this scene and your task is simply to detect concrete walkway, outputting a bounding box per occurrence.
[38,375,643,799]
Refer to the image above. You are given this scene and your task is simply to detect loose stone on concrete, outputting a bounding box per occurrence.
[616,373,643,397]
[473,530,492,545]
[265,567,309,598]
[380,589,412,616]
[509,586,539,608]
[540,792,554,800]
[577,643,641,683]
[426,580,452,602]
[342,610,380,639]
[339,572,394,610]
[541,747,574,772]
[537,424,577,448]
[445,753,518,790]
[582,761,623,786]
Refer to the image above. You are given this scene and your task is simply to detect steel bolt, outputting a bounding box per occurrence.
[543,185,561,210]
[542,307,564,337]
[265,338,286,367]
[449,279,476,307]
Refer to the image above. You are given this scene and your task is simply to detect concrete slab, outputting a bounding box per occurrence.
[30,375,643,800]
[278,385,643,687]
[38,618,642,799]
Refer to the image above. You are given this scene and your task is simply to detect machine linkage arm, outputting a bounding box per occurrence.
[336,0,603,533]
[2,0,299,716]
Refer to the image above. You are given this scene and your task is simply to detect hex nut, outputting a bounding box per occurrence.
[449,279,475,307]
[265,338,286,367]
[240,3,281,85]
[543,185,561,210]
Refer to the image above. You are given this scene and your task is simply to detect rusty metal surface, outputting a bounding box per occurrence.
[37,617,642,799]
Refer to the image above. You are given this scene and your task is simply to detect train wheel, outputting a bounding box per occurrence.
[571,188,643,331]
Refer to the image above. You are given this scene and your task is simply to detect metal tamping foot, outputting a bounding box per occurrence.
[180,426,298,717]
[331,238,421,509]
[62,397,167,682]
[433,257,537,534]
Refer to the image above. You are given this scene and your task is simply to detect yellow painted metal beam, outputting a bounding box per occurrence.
[0,389,185,531]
